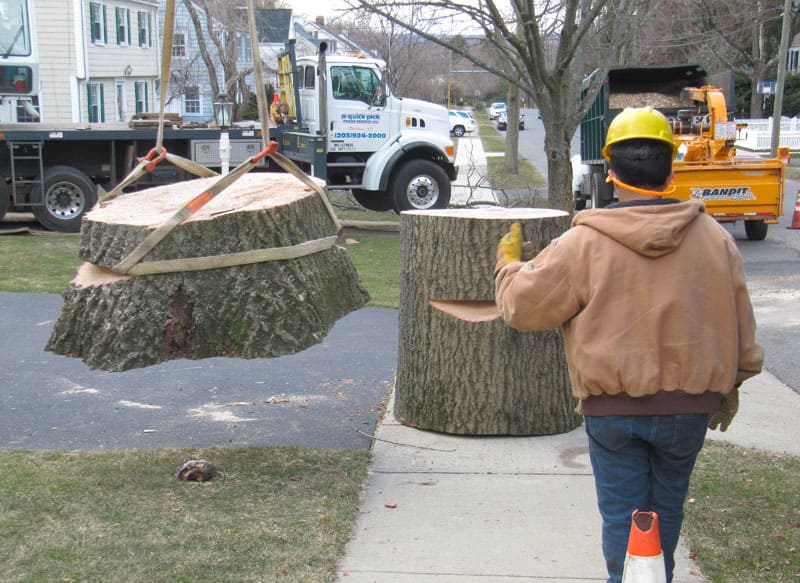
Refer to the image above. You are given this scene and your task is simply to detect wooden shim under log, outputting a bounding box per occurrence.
[395,207,582,436]
[46,173,369,371]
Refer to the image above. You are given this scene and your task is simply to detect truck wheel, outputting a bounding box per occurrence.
[33,166,98,233]
[744,219,768,241]
[351,188,395,212]
[590,173,610,209]
[452,125,466,137]
[0,179,9,221]
[392,160,451,212]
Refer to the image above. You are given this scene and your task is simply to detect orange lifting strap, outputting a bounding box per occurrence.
[100,0,339,276]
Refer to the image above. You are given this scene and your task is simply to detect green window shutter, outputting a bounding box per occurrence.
[127,10,131,44]
[87,85,92,121]
[89,3,96,41]
[148,13,152,47]
[134,82,140,113]
[102,4,107,43]
[99,84,105,122]
[116,8,121,44]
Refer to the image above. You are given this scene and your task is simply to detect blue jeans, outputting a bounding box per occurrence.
[584,414,708,583]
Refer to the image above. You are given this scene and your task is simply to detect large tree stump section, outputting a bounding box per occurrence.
[46,173,369,372]
[395,208,582,435]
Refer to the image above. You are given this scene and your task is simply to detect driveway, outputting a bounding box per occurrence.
[0,292,397,451]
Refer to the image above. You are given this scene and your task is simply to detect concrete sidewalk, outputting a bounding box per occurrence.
[337,136,800,582]
[450,134,498,207]
[337,370,800,582]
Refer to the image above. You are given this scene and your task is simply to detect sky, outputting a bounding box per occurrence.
[288,0,351,22]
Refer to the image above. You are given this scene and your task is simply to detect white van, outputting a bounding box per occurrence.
[488,102,506,120]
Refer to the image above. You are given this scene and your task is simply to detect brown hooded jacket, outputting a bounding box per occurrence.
[495,199,764,416]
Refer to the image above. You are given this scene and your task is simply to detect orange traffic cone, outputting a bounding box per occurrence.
[621,510,667,583]
[789,190,800,230]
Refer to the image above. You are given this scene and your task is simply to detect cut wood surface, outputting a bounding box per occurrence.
[47,173,369,372]
[88,174,320,226]
[80,174,334,268]
[395,207,582,435]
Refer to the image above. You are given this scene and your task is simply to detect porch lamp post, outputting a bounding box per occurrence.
[213,94,233,174]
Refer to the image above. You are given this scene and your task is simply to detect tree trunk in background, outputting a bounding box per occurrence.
[505,84,520,174]
[46,174,369,372]
[395,208,582,436]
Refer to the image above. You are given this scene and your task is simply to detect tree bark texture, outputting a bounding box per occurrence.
[46,174,369,372]
[395,208,582,436]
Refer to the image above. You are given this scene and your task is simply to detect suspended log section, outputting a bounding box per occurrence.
[46,173,369,372]
[395,208,582,436]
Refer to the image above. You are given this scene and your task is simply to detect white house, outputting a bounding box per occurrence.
[159,5,371,125]
[34,0,159,125]
[160,1,258,124]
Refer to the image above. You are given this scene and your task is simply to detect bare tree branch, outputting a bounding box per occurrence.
[346,0,650,213]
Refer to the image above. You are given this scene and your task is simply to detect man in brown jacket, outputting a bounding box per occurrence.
[494,107,763,583]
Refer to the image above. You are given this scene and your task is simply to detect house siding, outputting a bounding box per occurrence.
[33,0,159,125]
[161,2,261,125]
[162,2,214,123]
[84,0,159,123]
[36,0,79,124]
[34,2,367,127]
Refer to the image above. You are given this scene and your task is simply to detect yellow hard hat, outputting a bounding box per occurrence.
[602,106,677,161]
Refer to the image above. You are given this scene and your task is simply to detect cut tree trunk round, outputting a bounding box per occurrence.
[395,208,582,436]
[46,173,369,372]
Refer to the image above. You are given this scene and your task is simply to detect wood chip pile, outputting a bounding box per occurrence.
[609,91,693,110]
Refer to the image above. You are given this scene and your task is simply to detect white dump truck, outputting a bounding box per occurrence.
[273,40,457,213]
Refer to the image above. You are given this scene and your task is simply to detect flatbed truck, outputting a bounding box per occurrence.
[0,123,263,231]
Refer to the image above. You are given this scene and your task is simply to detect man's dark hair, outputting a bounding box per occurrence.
[608,139,673,189]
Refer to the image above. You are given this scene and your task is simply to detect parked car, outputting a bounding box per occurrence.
[449,109,477,137]
[488,102,507,120]
[496,111,525,131]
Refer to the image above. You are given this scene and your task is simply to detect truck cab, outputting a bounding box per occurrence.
[0,0,39,123]
[275,44,457,213]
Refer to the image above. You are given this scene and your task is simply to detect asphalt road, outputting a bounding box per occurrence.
[0,292,397,451]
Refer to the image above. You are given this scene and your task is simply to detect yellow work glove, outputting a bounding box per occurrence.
[499,223,523,263]
[707,386,739,432]
[495,223,538,276]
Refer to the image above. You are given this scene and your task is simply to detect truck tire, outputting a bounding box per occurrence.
[744,219,768,241]
[452,125,466,137]
[351,188,395,212]
[590,172,611,209]
[392,160,451,212]
[0,179,9,221]
[32,166,98,233]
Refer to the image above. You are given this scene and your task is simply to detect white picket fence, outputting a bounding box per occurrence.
[735,116,800,151]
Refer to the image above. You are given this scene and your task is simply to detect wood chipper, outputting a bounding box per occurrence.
[576,65,785,240]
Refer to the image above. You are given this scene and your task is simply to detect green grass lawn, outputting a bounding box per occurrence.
[487,157,546,193]
[1,447,369,582]
[343,232,400,308]
[684,441,800,581]
[0,233,82,293]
